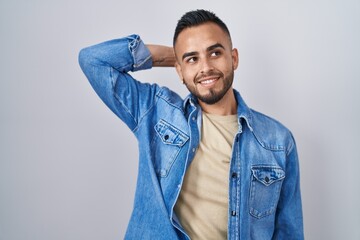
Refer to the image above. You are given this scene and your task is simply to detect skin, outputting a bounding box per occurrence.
[147,22,239,115]
[174,22,239,115]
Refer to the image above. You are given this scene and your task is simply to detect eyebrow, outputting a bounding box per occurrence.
[182,51,197,61]
[181,43,225,61]
[207,43,225,52]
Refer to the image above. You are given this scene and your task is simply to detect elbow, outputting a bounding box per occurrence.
[78,46,100,87]
[78,47,92,72]
[78,46,100,80]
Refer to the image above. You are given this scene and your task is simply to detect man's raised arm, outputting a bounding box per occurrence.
[78,35,175,131]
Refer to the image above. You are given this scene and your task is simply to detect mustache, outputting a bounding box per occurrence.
[194,70,224,84]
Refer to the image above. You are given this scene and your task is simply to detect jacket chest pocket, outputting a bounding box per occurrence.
[152,119,189,177]
[249,166,285,218]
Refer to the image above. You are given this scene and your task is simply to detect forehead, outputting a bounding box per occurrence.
[174,22,231,53]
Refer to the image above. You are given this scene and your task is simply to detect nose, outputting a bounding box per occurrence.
[200,58,214,74]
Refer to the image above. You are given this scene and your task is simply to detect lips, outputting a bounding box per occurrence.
[199,78,218,86]
[196,76,221,85]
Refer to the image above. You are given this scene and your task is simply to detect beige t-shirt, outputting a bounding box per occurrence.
[174,112,238,240]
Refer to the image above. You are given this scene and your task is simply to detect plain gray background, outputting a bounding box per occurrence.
[1,0,359,239]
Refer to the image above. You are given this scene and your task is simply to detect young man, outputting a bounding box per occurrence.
[79,9,304,240]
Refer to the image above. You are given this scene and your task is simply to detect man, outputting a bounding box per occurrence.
[79,9,303,240]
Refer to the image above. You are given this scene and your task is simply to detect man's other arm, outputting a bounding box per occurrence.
[147,44,176,67]
[273,135,304,239]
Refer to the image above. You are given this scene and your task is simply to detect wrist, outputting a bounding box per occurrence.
[146,44,176,67]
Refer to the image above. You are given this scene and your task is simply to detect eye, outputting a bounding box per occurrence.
[210,51,221,57]
[186,57,197,63]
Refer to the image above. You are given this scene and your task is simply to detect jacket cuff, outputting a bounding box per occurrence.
[127,34,152,71]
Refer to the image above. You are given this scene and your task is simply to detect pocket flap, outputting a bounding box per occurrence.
[154,119,189,147]
[251,166,285,186]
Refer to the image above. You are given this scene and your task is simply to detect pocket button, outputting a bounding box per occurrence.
[265,176,269,183]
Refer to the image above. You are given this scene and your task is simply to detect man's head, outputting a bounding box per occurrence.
[173,10,239,106]
[173,10,232,47]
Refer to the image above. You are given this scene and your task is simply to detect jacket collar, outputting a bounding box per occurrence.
[233,89,253,132]
[183,89,254,131]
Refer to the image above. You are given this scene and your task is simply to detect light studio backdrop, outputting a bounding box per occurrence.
[0,0,359,239]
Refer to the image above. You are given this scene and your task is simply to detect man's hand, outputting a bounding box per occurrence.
[146,45,176,67]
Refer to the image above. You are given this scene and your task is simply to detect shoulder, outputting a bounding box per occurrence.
[155,86,185,111]
[249,109,295,154]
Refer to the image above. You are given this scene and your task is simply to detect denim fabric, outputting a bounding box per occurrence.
[78,34,304,240]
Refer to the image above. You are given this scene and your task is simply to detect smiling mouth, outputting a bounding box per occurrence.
[197,76,220,86]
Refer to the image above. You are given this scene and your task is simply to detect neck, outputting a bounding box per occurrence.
[199,88,237,115]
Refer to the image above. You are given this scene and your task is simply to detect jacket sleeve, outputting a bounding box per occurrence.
[78,34,159,131]
[273,134,304,239]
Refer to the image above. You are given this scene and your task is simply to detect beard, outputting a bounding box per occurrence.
[185,70,234,105]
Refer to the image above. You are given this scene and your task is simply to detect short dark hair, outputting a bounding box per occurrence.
[173,9,231,46]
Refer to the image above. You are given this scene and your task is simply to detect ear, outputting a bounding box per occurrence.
[175,62,184,84]
[231,48,239,70]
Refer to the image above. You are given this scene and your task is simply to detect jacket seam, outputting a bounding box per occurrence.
[251,130,286,152]
[285,132,295,156]
[111,67,138,130]
[113,91,138,130]
[156,91,185,114]
[132,95,159,134]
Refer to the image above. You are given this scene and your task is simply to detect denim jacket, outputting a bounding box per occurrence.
[79,35,304,240]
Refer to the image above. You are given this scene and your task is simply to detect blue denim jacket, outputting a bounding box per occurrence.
[79,35,304,240]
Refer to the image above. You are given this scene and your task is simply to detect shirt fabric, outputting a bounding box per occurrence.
[174,113,238,240]
[78,34,304,240]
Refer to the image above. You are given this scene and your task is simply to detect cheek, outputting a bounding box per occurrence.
[181,67,197,82]
[219,59,234,74]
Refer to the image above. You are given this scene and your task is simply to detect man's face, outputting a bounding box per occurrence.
[174,22,239,105]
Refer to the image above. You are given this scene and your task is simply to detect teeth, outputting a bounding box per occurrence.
[201,79,216,84]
